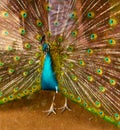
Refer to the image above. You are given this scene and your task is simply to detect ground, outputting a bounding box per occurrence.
[0,91,119,130]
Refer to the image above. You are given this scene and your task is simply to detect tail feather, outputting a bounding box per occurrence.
[58,0,120,126]
[0,0,48,104]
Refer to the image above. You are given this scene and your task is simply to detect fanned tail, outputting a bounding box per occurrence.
[0,0,49,104]
[0,0,120,127]
[54,0,120,127]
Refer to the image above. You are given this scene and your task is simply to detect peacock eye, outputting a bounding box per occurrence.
[69,11,77,19]
[109,79,116,86]
[58,36,63,42]
[36,34,42,41]
[100,112,102,115]
[28,60,34,65]
[20,10,28,18]
[71,30,78,37]
[47,31,52,37]
[1,11,9,18]
[24,43,31,49]
[2,98,8,103]
[90,33,97,40]
[36,20,43,27]
[79,60,85,66]
[2,30,9,36]
[87,12,95,18]
[19,27,26,35]
[108,39,116,45]
[8,68,15,75]
[14,56,21,62]
[45,4,51,11]
[54,21,59,26]
[23,71,29,77]
[0,61,4,67]
[109,18,117,26]
[87,49,93,54]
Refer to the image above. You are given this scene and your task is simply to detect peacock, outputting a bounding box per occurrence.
[0,0,120,128]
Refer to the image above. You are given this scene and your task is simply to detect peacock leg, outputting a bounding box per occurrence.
[58,97,71,112]
[43,93,56,116]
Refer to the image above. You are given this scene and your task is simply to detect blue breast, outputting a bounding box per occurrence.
[41,52,58,92]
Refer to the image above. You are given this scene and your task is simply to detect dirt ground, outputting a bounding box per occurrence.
[0,91,119,130]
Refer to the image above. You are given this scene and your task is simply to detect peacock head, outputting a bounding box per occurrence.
[42,43,50,54]
[40,35,50,54]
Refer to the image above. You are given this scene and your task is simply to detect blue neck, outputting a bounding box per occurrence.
[41,52,58,92]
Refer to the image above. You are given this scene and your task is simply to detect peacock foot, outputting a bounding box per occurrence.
[58,97,71,113]
[43,94,57,116]
[43,102,56,116]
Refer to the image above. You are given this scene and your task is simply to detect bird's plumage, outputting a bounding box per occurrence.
[41,50,58,91]
[0,0,120,128]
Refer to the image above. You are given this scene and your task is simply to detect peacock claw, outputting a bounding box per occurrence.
[43,103,56,116]
[58,105,71,113]
[43,94,57,116]
[58,97,71,113]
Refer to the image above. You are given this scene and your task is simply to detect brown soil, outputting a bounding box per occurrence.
[0,91,119,130]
